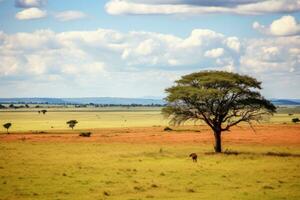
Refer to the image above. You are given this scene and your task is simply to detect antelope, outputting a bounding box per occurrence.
[189,153,198,162]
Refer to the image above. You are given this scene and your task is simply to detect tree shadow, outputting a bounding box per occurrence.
[204,150,300,157]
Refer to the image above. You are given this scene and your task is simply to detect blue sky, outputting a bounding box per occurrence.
[0,0,300,98]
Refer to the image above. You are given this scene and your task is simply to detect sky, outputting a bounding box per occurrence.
[0,0,300,99]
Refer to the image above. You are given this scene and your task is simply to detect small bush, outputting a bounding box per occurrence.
[186,188,196,193]
[79,132,92,137]
[133,186,144,191]
[224,149,239,155]
[103,191,110,196]
[292,118,300,123]
[265,152,292,157]
[262,185,274,190]
[163,127,173,131]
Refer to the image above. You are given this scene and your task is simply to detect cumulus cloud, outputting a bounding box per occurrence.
[225,37,241,52]
[270,16,300,36]
[0,28,239,84]
[3,28,298,78]
[15,0,46,8]
[0,28,299,98]
[105,0,300,15]
[240,36,300,73]
[127,0,262,7]
[205,48,224,58]
[239,35,300,98]
[55,11,87,21]
[253,15,300,36]
[15,7,47,20]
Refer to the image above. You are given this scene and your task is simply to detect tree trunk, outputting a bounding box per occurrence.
[214,130,222,153]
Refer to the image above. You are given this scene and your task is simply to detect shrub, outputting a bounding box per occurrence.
[66,120,78,130]
[3,122,12,134]
[163,126,173,131]
[292,118,300,123]
[79,132,92,137]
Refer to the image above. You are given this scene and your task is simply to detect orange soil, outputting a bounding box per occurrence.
[0,125,299,146]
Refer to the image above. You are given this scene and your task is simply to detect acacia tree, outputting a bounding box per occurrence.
[163,71,276,153]
[66,120,78,130]
[3,123,12,134]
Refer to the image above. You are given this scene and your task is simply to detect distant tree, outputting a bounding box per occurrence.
[3,123,12,134]
[292,118,300,123]
[66,120,78,130]
[163,71,276,153]
[41,110,47,115]
[25,104,29,108]
[0,104,6,109]
[9,104,15,108]
[38,111,41,114]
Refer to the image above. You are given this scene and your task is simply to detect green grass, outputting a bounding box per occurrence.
[0,142,299,200]
[1,107,299,132]
[0,109,167,132]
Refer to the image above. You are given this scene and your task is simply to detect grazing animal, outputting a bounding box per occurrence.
[189,153,198,162]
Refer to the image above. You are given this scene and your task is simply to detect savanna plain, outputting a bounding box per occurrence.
[0,106,300,200]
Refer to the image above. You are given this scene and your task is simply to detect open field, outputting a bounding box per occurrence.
[0,107,300,200]
[0,107,166,132]
[1,125,300,200]
[0,107,300,132]
[1,125,300,146]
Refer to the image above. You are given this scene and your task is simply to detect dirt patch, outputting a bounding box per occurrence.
[0,125,299,146]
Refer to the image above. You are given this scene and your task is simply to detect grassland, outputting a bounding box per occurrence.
[0,106,299,200]
[0,107,299,132]
[0,107,166,132]
[0,143,299,200]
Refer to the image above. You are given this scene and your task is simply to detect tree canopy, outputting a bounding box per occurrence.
[3,122,12,134]
[163,71,276,152]
[66,120,78,130]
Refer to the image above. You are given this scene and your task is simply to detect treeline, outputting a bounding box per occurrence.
[0,104,30,109]
[0,103,166,109]
[75,103,166,107]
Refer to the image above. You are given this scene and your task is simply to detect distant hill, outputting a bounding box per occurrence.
[0,97,299,106]
[0,97,166,105]
[0,98,66,104]
[270,99,300,106]
[62,97,165,105]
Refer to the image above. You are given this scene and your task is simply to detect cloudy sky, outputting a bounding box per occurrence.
[0,0,300,98]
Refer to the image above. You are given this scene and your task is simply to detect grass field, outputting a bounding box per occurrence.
[0,107,299,200]
[0,108,166,132]
[1,143,299,200]
[0,107,299,132]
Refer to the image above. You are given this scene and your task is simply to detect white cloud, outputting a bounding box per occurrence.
[270,16,300,36]
[105,0,300,15]
[240,36,300,73]
[225,37,241,52]
[205,48,224,58]
[15,7,47,20]
[0,28,299,98]
[253,15,300,36]
[252,21,266,33]
[0,28,239,82]
[55,11,87,22]
[239,35,300,98]
[61,62,105,75]
[15,0,46,8]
